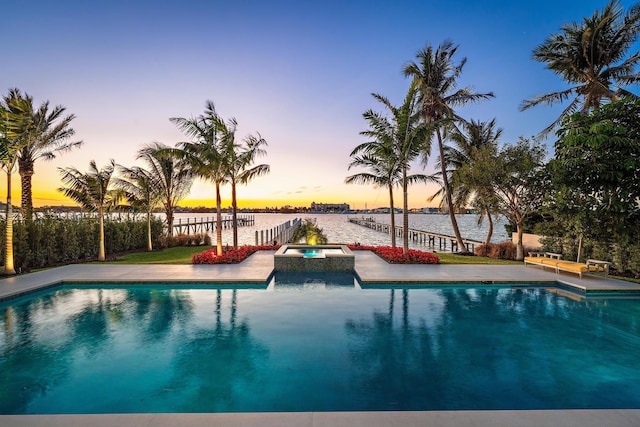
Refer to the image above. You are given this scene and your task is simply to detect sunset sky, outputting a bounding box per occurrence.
[1,0,635,210]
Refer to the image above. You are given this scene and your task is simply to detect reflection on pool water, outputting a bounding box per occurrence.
[1,279,640,414]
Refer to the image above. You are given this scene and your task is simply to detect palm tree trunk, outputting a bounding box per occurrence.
[4,172,16,275]
[436,128,466,252]
[146,211,153,251]
[484,207,493,246]
[98,206,106,261]
[403,165,409,254]
[215,181,223,256]
[231,178,238,249]
[18,158,34,220]
[165,204,174,236]
[388,184,396,247]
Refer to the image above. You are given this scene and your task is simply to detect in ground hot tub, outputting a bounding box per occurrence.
[274,245,355,271]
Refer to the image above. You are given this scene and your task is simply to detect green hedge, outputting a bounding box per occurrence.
[0,215,165,272]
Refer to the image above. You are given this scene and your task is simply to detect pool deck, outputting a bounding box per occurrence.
[2,251,640,427]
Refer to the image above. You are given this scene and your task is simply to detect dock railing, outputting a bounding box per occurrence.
[172,215,255,234]
[348,217,483,252]
[255,218,302,245]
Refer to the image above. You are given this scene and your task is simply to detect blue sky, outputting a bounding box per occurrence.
[1,0,634,209]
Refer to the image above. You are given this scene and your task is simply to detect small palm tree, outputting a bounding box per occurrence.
[137,142,193,237]
[347,103,402,248]
[346,149,400,246]
[291,219,328,245]
[170,101,227,255]
[521,0,640,135]
[404,40,494,252]
[14,91,82,220]
[0,89,32,274]
[115,165,161,251]
[218,118,270,248]
[58,160,122,261]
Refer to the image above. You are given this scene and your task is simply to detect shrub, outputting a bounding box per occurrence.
[193,245,280,264]
[474,242,532,261]
[347,245,439,264]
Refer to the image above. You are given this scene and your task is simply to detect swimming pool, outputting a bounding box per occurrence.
[1,276,640,414]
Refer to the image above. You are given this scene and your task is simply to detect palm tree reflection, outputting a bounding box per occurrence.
[167,289,268,412]
[345,287,640,410]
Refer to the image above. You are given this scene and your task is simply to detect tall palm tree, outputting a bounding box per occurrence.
[136,142,193,237]
[521,0,640,135]
[58,160,122,261]
[367,82,432,253]
[0,90,32,274]
[447,119,502,245]
[114,165,161,251]
[14,92,82,220]
[218,119,270,248]
[404,40,494,252]
[170,101,227,255]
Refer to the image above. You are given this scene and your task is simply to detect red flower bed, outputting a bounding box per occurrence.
[347,245,439,264]
[192,245,281,264]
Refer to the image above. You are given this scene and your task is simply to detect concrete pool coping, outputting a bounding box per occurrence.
[2,250,640,427]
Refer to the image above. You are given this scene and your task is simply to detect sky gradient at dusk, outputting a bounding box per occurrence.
[1,0,635,209]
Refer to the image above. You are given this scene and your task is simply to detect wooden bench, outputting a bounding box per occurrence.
[524,252,611,279]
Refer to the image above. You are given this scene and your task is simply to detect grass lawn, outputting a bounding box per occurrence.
[612,275,640,284]
[436,252,521,265]
[105,246,214,264]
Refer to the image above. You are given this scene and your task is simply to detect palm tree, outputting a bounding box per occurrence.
[14,92,82,220]
[346,148,400,247]
[347,107,402,247]
[404,40,494,253]
[369,82,432,253]
[218,119,270,248]
[170,101,227,255]
[58,160,122,261]
[445,119,502,245]
[291,218,328,244]
[0,90,32,274]
[114,165,161,251]
[521,0,640,135]
[136,142,193,237]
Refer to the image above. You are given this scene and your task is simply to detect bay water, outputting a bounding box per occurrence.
[170,212,510,250]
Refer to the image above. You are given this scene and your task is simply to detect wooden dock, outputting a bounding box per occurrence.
[349,217,483,252]
[172,215,255,234]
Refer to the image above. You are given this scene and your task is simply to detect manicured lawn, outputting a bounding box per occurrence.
[106,246,214,264]
[612,275,640,284]
[436,252,522,265]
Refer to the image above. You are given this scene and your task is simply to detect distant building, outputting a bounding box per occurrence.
[421,207,440,214]
[372,207,390,214]
[310,202,350,213]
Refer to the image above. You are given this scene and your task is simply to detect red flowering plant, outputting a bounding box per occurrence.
[192,245,281,264]
[347,244,439,264]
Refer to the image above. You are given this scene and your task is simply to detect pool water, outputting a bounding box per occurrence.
[283,248,345,258]
[2,278,640,414]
